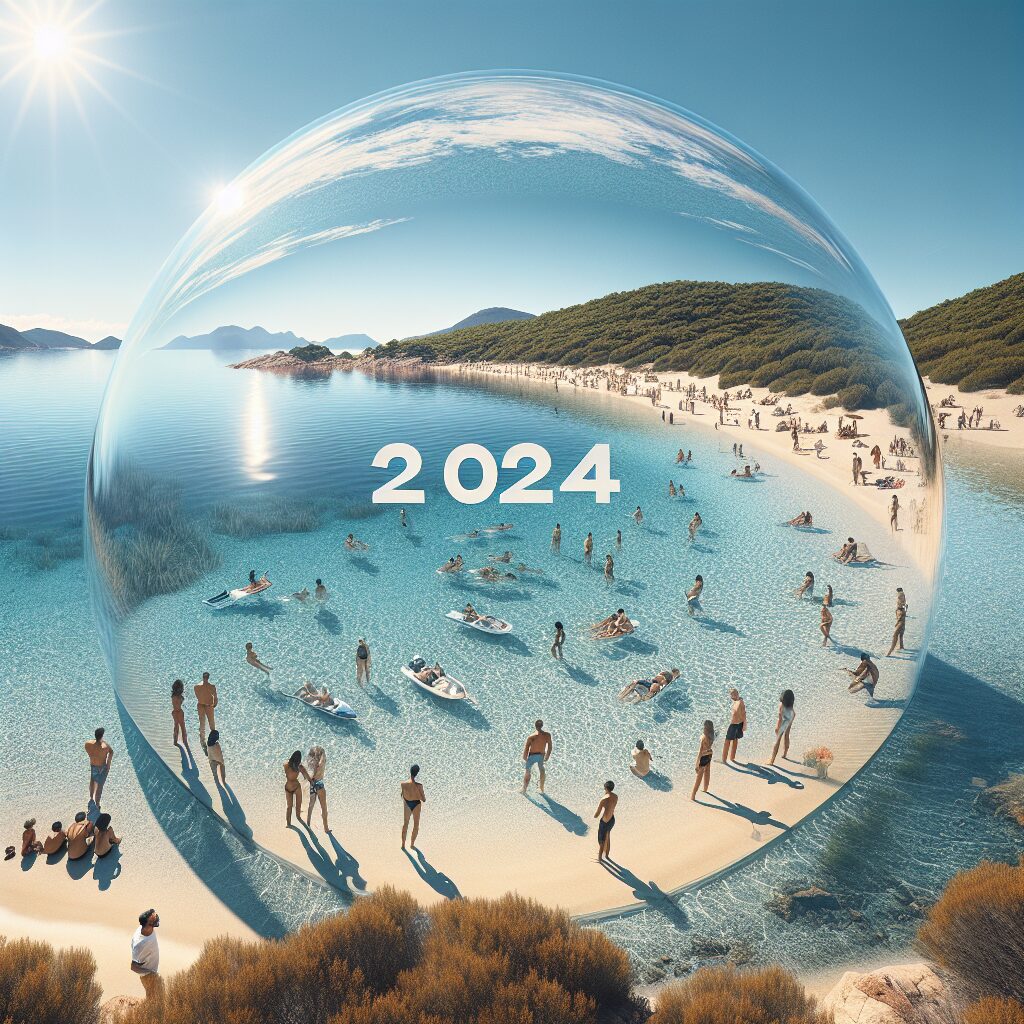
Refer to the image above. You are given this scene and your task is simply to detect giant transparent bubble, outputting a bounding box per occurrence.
[87,72,942,915]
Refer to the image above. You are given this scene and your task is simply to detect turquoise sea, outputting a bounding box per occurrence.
[1,349,1021,978]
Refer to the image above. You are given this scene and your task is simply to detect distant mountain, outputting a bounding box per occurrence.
[320,333,377,351]
[423,307,535,337]
[162,325,309,351]
[22,327,92,349]
[0,323,38,350]
[92,335,122,350]
[899,272,1024,393]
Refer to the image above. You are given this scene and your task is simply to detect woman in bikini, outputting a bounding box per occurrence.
[283,750,310,827]
[691,721,715,801]
[820,603,833,646]
[795,571,815,599]
[401,764,426,849]
[304,746,330,833]
[768,690,796,765]
[171,679,188,748]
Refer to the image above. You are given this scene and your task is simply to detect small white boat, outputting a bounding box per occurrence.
[204,578,272,608]
[445,610,512,634]
[401,659,475,702]
[287,688,358,720]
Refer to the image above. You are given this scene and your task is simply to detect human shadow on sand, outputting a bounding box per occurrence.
[702,792,789,832]
[404,848,461,900]
[292,826,366,894]
[727,762,805,790]
[94,847,122,891]
[601,859,688,927]
[524,792,589,836]
[215,778,254,841]
[634,769,673,792]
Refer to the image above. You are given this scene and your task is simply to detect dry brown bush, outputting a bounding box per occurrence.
[961,997,1024,1024]
[650,964,829,1024]
[918,858,1024,1002]
[0,936,101,1024]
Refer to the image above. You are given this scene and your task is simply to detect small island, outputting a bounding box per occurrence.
[230,342,355,375]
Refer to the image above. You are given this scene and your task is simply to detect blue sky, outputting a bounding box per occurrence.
[1,0,1021,341]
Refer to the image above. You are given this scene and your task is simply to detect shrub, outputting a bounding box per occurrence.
[650,965,828,1023]
[961,997,1024,1024]
[918,857,1024,1002]
[0,936,101,1024]
[211,496,321,537]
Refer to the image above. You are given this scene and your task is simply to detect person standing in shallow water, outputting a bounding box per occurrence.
[594,781,618,863]
[820,603,833,647]
[551,621,565,660]
[768,690,796,765]
[583,532,593,563]
[401,764,425,849]
[283,750,310,827]
[691,720,715,801]
[604,554,615,581]
[722,688,746,763]
[355,638,372,686]
[171,679,188,748]
[85,727,113,807]
[551,523,561,552]
[521,720,552,793]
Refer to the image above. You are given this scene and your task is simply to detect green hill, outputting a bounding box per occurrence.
[899,272,1024,393]
[378,280,909,417]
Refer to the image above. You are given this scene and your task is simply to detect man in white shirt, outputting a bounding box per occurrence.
[130,908,161,999]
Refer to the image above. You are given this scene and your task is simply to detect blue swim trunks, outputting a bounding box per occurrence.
[90,764,108,782]
[525,752,545,769]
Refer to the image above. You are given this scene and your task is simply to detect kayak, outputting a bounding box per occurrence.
[445,610,512,634]
[204,578,272,608]
[401,660,475,703]
[287,689,358,720]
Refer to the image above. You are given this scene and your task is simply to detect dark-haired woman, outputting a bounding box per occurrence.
[691,721,715,801]
[769,690,796,765]
[284,750,310,827]
[171,679,188,747]
[401,765,426,849]
[93,813,121,857]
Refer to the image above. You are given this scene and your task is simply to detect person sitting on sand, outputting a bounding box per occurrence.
[314,578,328,601]
[686,575,703,615]
[631,740,653,778]
[292,587,310,602]
[344,533,369,551]
[846,653,879,697]
[244,642,271,675]
[21,819,43,856]
[834,538,858,564]
[66,812,94,860]
[42,821,66,856]
[93,813,121,857]
[795,571,815,599]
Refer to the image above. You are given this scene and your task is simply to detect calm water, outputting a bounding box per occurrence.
[1,349,1019,979]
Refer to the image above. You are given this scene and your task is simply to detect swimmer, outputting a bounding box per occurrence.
[292,586,311,602]
[551,621,565,660]
[474,566,517,582]
[633,506,644,525]
[551,523,561,551]
[489,551,513,563]
[688,512,703,540]
[244,641,272,675]
[822,584,834,608]
[314,578,328,601]
[616,529,622,549]
[687,450,692,462]
[604,554,615,581]
[795,571,815,599]
[630,740,653,778]
[485,522,514,533]
[676,449,685,464]
[399,508,407,528]
[686,575,703,615]
[344,533,369,551]
[584,532,594,563]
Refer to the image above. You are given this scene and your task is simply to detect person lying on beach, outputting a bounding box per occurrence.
[489,551,513,563]
[846,653,879,696]
[42,821,66,856]
[834,538,858,563]
[795,572,815,599]
[686,575,704,615]
[244,642,272,675]
[631,740,653,778]
[93,813,121,857]
[66,812,94,860]
[344,533,369,551]
[688,512,703,539]
[787,511,813,526]
[291,587,310,602]
[21,819,43,856]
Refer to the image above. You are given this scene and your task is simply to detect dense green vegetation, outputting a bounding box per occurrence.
[290,342,335,363]
[899,272,1024,393]
[377,280,913,417]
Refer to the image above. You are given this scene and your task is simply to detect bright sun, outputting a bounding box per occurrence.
[32,22,68,61]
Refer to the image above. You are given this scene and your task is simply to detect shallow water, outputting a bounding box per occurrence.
[1,350,1015,979]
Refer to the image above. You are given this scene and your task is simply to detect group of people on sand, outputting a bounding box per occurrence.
[11,727,121,867]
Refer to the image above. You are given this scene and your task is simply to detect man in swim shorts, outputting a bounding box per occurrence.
[85,727,113,807]
[594,781,618,862]
[722,688,746,764]
[521,720,552,794]
[194,672,218,747]
[686,575,704,615]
